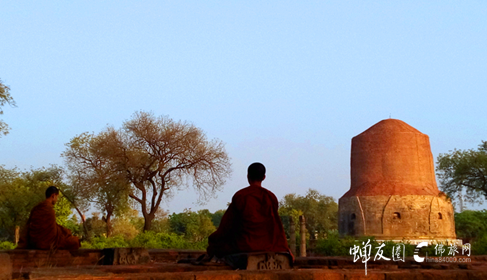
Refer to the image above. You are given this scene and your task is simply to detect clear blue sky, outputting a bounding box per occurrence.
[1,1,486,213]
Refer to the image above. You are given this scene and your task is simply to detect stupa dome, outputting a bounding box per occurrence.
[343,119,439,197]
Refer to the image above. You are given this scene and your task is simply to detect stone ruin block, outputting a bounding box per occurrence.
[247,253,292,270]
[100,248,150,265]
[226,252,292,270]
[0,253,12,280]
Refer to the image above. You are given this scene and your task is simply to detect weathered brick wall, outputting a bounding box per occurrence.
[344,119,440,198]
[6,249,103,269]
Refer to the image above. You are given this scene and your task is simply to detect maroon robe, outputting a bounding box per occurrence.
[17,200,80,250]
[207,185,292,259]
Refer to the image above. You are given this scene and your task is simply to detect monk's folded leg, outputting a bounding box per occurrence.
[207,240,235,258]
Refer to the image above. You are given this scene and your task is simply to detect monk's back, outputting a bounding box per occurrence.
[28,200,59,249]
[232,186,288,253]
[207,163,292,259]
[17,186,80,250]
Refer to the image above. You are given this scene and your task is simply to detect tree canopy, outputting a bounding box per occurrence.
[279,188,338,239]
[0,79,16,137]
[63,111,232,231]
[63,131,131,237]
[436,141,487,205]
[169,209,216,242]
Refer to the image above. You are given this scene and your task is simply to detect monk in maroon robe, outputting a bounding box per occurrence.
[207,163,293,261]
[17,186,80,250]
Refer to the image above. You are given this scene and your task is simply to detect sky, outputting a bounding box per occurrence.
[1,1,486,214]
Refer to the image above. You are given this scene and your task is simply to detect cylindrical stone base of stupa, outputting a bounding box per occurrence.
[338,194,455,240]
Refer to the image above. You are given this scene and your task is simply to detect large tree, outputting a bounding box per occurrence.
[65,111,231,231]
[63,131,131,237]
[279,188,338,239]
[0,79,16,137]
[436,141,487,206]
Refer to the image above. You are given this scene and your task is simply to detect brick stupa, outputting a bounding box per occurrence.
[338,119,456,242]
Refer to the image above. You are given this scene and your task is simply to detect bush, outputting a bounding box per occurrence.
[314,231,355,256]
[455,210,487,239]
[129,231,163,248]
[472,234,487,255]
[81,235,129,249]
[130,231,207,250]
[80,231,208,250]
[111,218,140,240]
[0,241,16,250]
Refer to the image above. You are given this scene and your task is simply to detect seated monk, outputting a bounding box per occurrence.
[17,186,80,250]
[206,162,293,267]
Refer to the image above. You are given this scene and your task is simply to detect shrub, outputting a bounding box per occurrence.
[455,210,487,239]
[0,241,16,250]
[81,235,129,249]
[314,231,355,256]
[130,231,207,250]
[111,218,140,240]
[80,231,208,250]
[472,234,487,255]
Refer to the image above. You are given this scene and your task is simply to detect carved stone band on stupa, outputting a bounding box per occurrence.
[338,119,457,242]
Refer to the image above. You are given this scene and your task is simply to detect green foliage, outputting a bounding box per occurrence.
[314,231,355,256]
[454,210,487,239]
[472,234,487,255]
[64,215,83,236]
[130,231,207,249]
[54,195,74,227]
[279,189,338,239]
[63,130,132,237]
[81,235,129,249]
[150,218,170,234]
[81,231,207,250]
[279,208,303,239]
[78,208,216,250]
[148,208,171,233]
[211,209,225,228]
[453,210,487,255]
[111,216,140,240]
[437,141,487,205]
[0,79,16,137]
[64,111,232,232]
[128,231,166,248]
[84,212,107,238]
[169,209,216,242]
[0,241,16,250]
[128,231,163,248]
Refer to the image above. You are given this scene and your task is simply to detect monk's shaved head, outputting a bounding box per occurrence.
[45,186,59,199]
[248,162,266,182]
